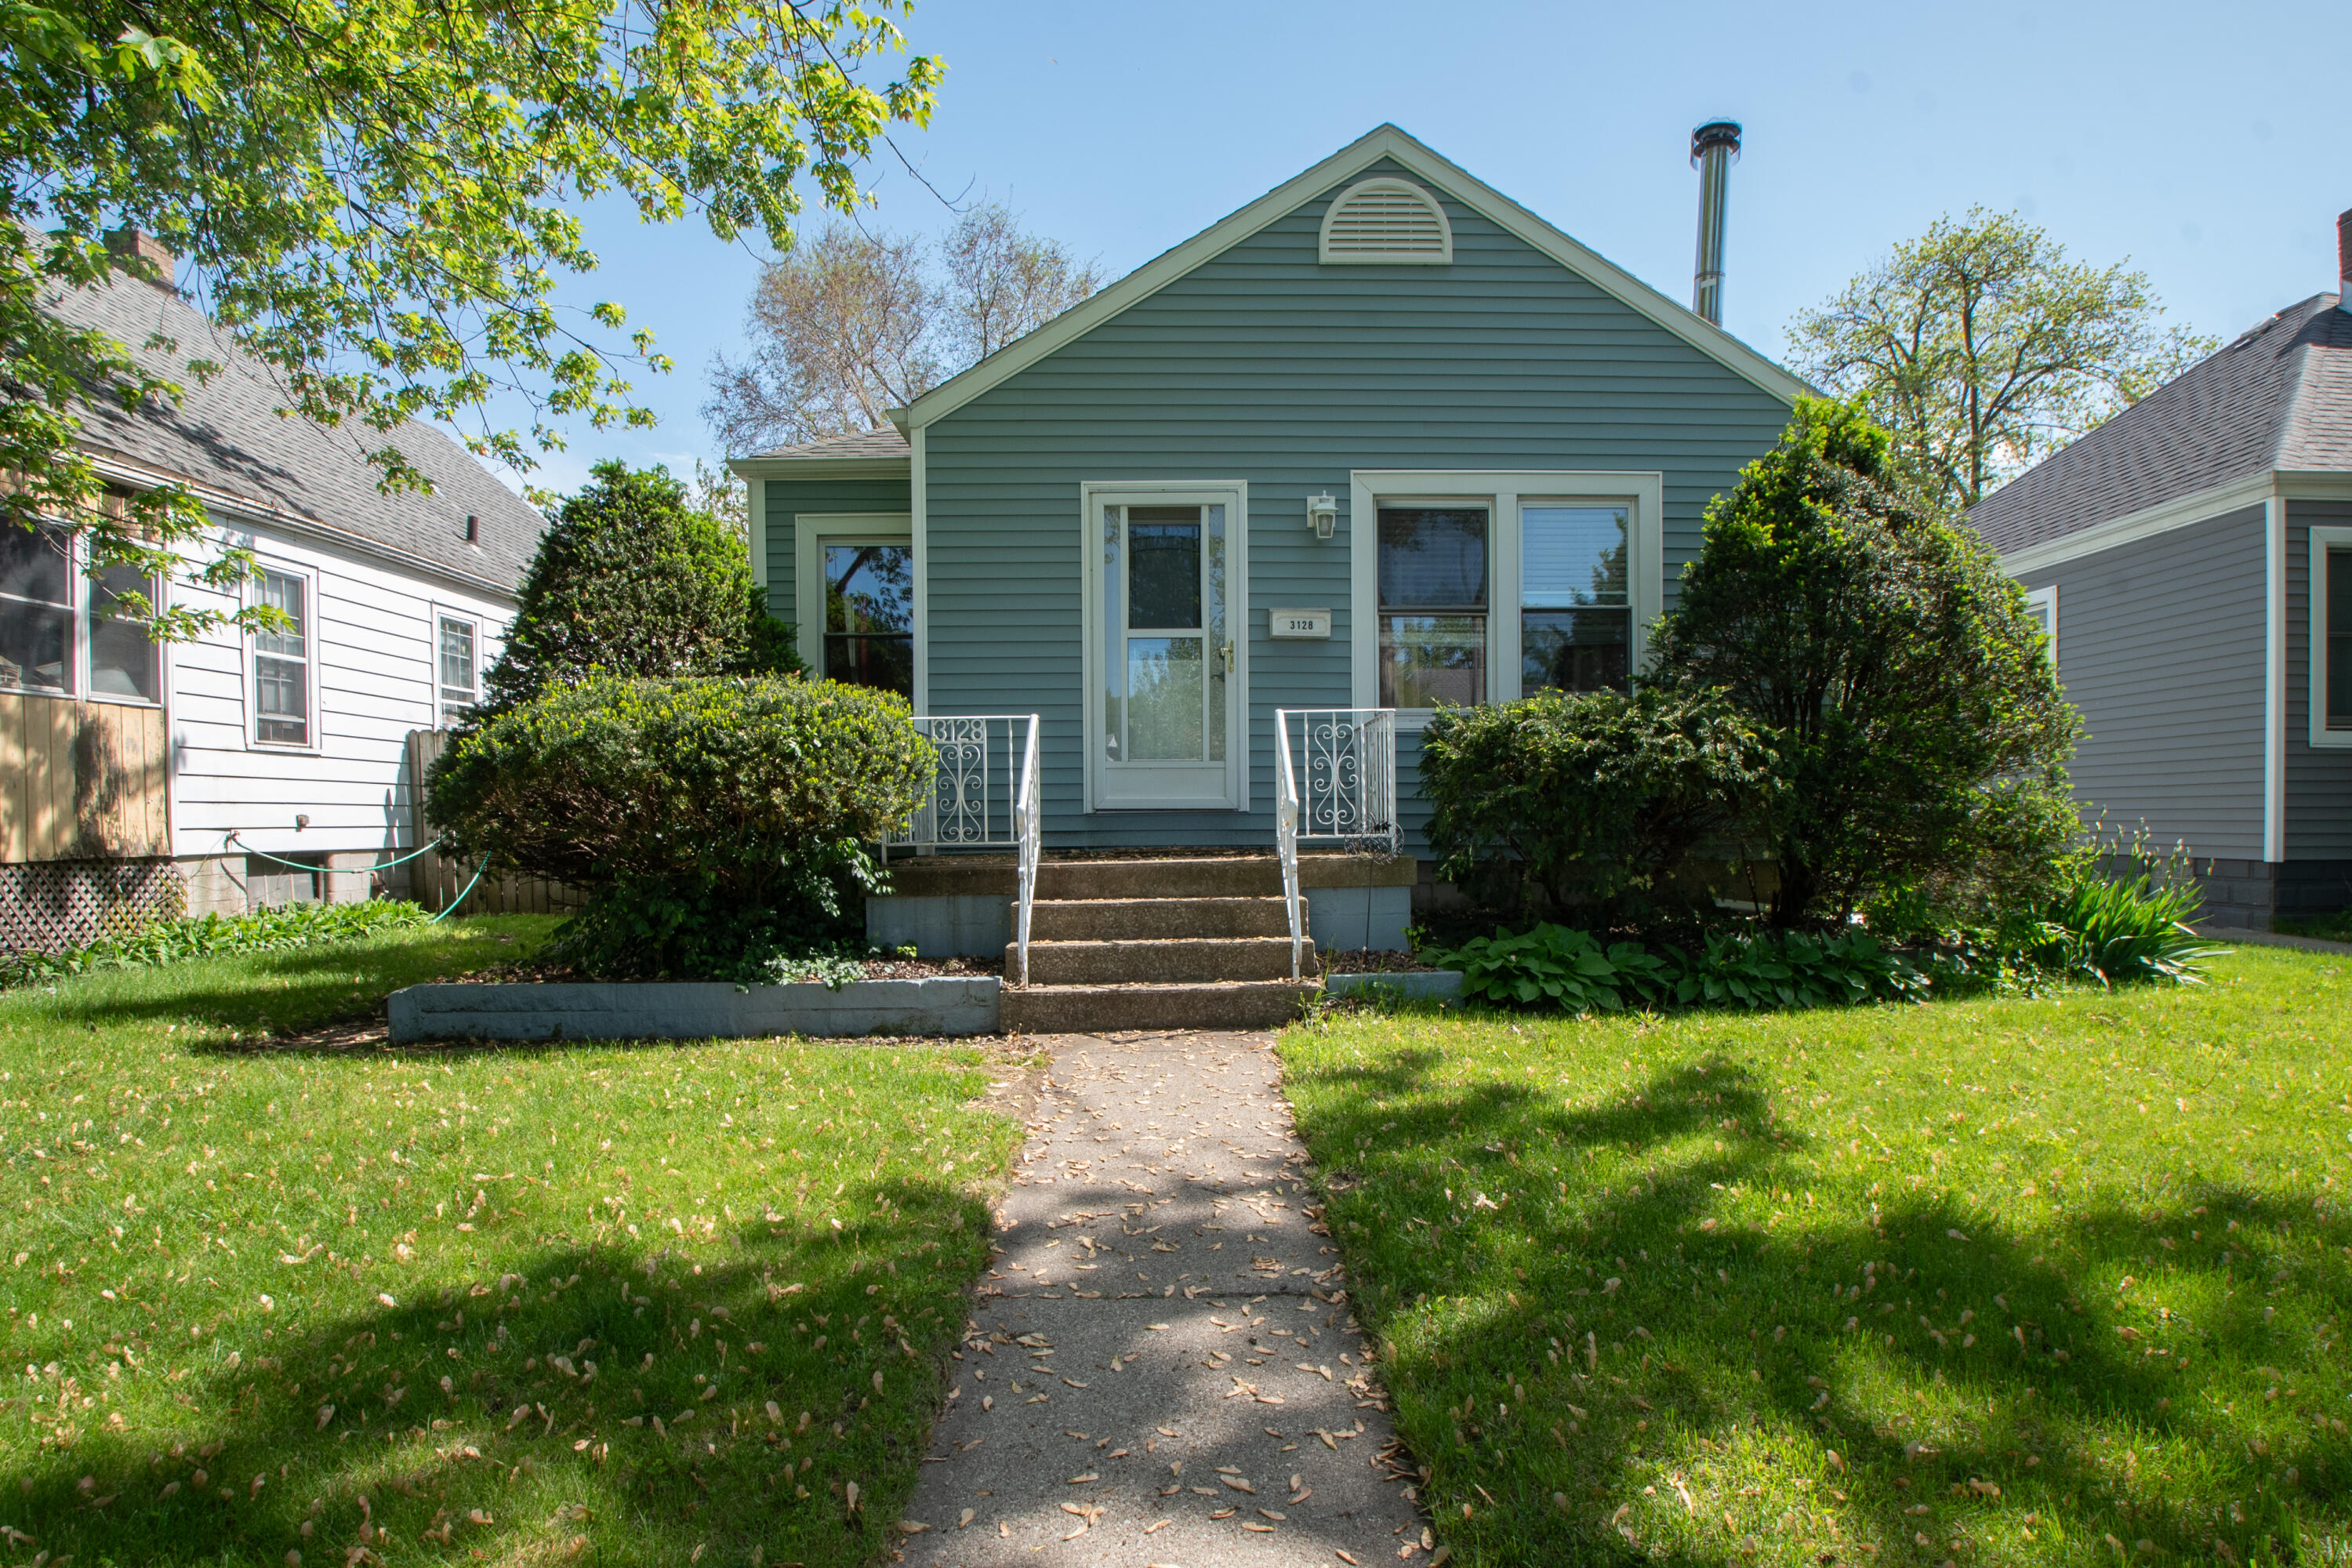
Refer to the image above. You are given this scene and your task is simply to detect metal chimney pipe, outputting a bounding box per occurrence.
[1690,120,1742,326]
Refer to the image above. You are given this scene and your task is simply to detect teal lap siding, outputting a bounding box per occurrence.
[919,158,1788,855]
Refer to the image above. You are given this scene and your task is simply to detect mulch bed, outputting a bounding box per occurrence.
[1320,948,1444,975]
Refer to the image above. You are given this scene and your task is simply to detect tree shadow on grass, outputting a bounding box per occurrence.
[11,1187,992,1568]
[1291,1044,2352,1566]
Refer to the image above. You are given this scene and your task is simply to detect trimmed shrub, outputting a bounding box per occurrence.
[1648,397,2080,926]
[426,675,931,979]
[477,462,799,716]
[1419,688,1771,924]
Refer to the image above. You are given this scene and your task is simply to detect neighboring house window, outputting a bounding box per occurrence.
[2024,585,2058,670]
[2331,552,2352,732]
[1521,503,1630,694]
[2317,528,2352,746]
[437,614,478,728]
[1377,506,1487,707]
[822,541,913,697]
[0,524,74,695]
[0,523,159,702]
[252,567,312,746]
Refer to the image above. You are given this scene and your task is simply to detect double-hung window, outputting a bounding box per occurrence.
[436,615,479,728]
[793,515,915,699]
[0,523,160,703]
[1377,506,1488,707]
[822,542,914,695]
[1520,503,1631,694]
[252,567,312,746]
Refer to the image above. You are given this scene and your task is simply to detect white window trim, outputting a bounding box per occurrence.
[2307,524,2352,748]
[1348,470,1664,724]
[245,556,321,753]
[793,513,914,684]
[1077,479,1251,814]
[1318,176,1454,265]
[430,603,482,730]
[0,527,166,708]
[2024,584,2058,670]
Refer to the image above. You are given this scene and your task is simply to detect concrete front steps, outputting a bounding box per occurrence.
[1000,856,1322,1032]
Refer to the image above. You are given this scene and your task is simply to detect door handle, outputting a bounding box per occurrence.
[1222,641,1235,673]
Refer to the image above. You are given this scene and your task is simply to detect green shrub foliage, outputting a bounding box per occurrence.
[1649,397,2080,925]
[477,462,800,715]
[1419,688,1772,924]
[426,676,931,978]
[1425,923,1926,1014]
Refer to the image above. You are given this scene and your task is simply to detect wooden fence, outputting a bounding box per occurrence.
[402,728,579,917]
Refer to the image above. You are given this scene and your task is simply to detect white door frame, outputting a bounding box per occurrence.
[1079,480,1250,812]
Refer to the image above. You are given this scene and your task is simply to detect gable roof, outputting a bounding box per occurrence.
[43,269,546,594]
[1970,292,2352,556]
[895,122,1810,432]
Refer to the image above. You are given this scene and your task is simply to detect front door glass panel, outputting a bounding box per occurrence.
[1096,498,1234,805]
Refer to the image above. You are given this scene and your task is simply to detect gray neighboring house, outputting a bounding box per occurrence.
[1969,211,2352,927]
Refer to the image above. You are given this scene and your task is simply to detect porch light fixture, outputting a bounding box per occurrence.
[1306,493,1338,539]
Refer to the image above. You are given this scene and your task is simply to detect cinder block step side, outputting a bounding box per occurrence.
[1025,896,1291,941]
[1000,980,1321,1034]
[1034,856,1284,900]
[1011,936,1319,985]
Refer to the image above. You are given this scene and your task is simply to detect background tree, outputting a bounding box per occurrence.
[1648,397,2082,926]
[3,0,939,641]
[477,462,796,717]
[1788,209,2215,509]
[703,201,1099,453]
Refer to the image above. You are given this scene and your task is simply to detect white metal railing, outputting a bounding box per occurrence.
[886,714,1044,985]
[1274,707,1399,980]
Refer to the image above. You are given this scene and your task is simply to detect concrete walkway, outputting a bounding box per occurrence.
[902,1030,1429,1567]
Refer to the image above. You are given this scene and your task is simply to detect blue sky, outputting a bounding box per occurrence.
[491,0,2348,497]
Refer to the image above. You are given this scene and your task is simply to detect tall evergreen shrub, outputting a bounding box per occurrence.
[477,461,797,715]
[1648,397,2081,925]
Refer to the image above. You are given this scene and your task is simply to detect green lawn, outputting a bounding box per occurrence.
[0,914,1022,1567]
[1279,946,2352,1568]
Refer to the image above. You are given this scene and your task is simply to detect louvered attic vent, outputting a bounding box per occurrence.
[1319,177,1453,265]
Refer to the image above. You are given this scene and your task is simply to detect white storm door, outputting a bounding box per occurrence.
[1087,487,1245,810]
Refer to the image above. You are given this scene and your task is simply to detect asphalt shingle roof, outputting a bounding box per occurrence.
[746,426,909,461]
[1969,293,2352,554]
[42,270,545,592]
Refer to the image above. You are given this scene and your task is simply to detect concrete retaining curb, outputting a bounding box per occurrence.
[386,976,1000,1042]
[1324,969,1465,1002]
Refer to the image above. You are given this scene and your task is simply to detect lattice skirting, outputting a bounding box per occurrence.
[0,858,186,954]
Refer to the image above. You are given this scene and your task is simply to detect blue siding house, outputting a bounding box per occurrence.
[731,125,1803,904]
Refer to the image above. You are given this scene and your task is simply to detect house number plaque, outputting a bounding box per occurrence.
[1269,608,1331,640]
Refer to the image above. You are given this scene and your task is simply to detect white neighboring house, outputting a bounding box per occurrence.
[0,232,543,944]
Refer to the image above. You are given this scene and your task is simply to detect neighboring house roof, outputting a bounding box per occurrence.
[897,123,1810,434]
[42,268,545,594]
[1970,292,2352,556]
